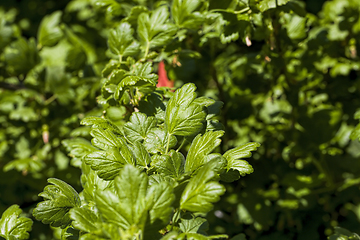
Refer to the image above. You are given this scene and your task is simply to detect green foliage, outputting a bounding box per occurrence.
[1,0,360,239]
[329,227,360,240]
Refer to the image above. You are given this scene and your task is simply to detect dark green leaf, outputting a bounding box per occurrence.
[4,37,40,75]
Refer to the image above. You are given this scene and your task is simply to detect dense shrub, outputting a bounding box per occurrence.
[0,0,360,239]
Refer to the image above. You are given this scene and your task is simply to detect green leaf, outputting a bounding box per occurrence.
[0,205,32,240]
[90,127,124,150]
[258,0,290,12]
[329,227,360,240]
[131,62,158,81]
[179,217,207,234]
[37,11,63,47]
[81,166,112,203]
[62,138,97,167]
[124,6,149,25]
[223,142,260,176]
[95,164,148,229]
[128,141,151,168]
[146,181,175,224]
[114,76,157,101]
[33,178,81,228]
[123,112,157,143]
[108,22,140,60]
[69,207,101,234]
[151,150,185,178]
[171,0,203,29]
[137,6,177,51]
[81,116,122,135]
[180,162,225,213]
[165,83,207,136]
[143,128,177,154]
[185,131,224,173]
[283,14,307,40]
[4,37,40,75]
[84,145,135,180]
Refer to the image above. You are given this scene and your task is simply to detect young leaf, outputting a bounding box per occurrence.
[185,131,224,173]
[0,205,32,240]
[84,146,135,180]
[114,76,156,101]
[108,22,140,60]
[33,178,81,228]
[123,112,157,143]
[131,62,158,81]
[165,83,207,136]
[223,142,260,176]
[180,162,225,213]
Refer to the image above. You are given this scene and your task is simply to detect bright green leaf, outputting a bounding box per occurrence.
[185,131,224,173]
[223,142,260,176]
[84,145,135,180]
[180,162,225,213]
[151,150,185,178]
[123,112,157,143]
[108,22,140,60]
[165,83,207,136]
[33,178,81,228]
[0,205,32,240]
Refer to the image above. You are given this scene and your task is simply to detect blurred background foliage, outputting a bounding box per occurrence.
[1,0,360,239]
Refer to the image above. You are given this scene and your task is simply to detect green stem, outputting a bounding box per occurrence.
[44,94,57,105]
[176,138,187,152]
[210,7,250,14]
[165,133,171,154]
[144,42,150,59]
[312,155,333,187]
